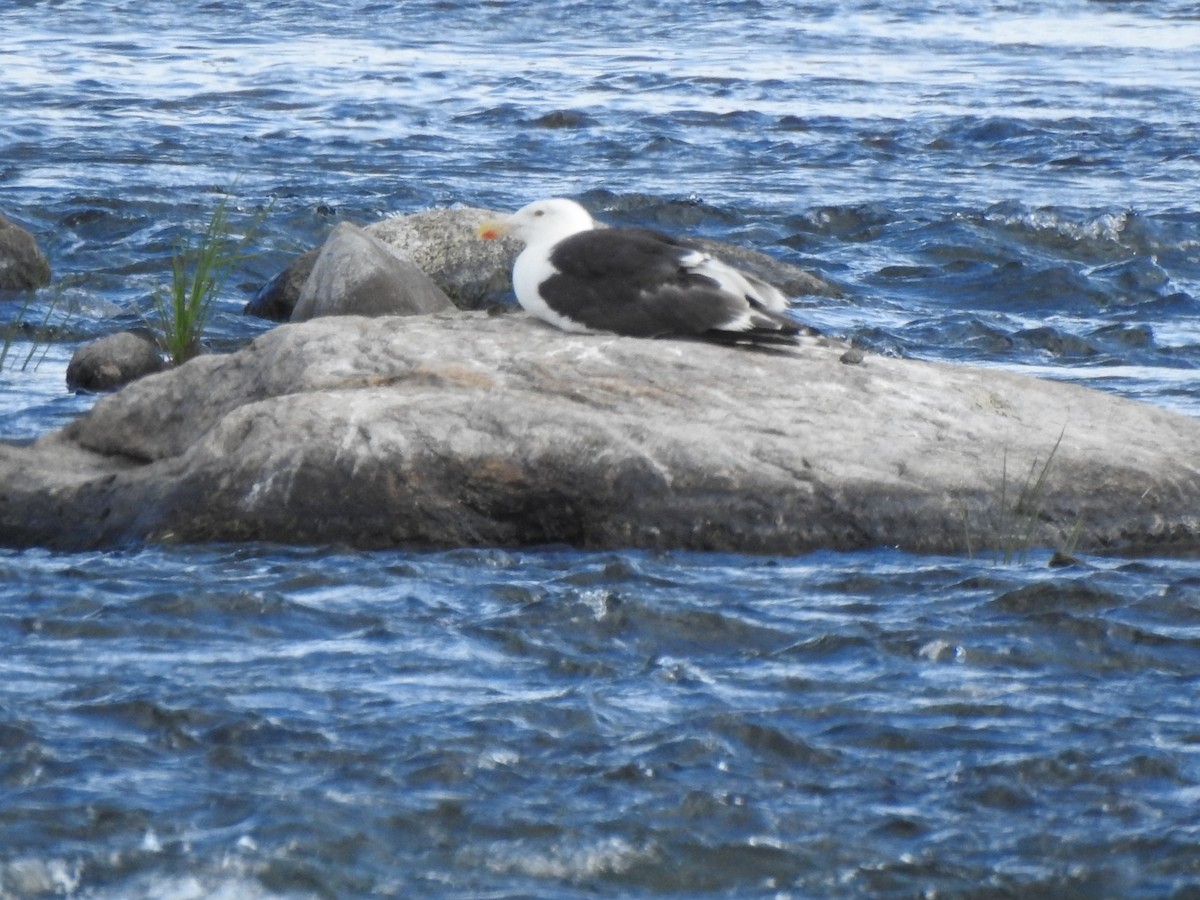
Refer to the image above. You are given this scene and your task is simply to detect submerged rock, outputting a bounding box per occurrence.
[0,212,52,292]
[3,313,1200,554]
[65,329,165,392]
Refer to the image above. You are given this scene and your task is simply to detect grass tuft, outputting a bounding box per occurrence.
[962,427,1079,565]
[995,427,1065,565]
[153,194,268,366]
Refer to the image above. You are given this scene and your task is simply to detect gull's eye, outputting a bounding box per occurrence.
[534,209,545,217]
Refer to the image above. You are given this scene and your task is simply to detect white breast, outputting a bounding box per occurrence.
[512,243,599,334]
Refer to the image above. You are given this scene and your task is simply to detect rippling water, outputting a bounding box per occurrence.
[4,0,1200,416]
[5,545,1200,898]
[4,1,1200,896]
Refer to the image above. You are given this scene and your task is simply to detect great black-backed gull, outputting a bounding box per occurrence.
[478,198,809,345]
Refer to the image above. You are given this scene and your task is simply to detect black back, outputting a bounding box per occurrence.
[541,228,798,341]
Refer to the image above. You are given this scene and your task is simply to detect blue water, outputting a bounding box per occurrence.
[5,545,1200,898]
[4,1,1200,896]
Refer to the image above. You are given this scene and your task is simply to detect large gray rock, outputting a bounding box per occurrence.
[686,236,843,300]
[291,222,453,322]
[2,312,1199,554]
[0,212,51,292]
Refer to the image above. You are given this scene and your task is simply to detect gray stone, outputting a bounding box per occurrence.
[3,313,1200,554]
[368,206,845,306]
[65,330,165,392]
[291,222,454,322]
[0,212,52,292]
[367,206,520,309]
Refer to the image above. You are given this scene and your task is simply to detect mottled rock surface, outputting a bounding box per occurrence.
[0,212,52,291]
[2,313,1199,554]
[367,207,519,309]
[66,329,165,392]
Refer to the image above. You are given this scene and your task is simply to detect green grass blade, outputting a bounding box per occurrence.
[154,194,270,366]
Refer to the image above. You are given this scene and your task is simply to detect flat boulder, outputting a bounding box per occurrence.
[2,313,1200,554]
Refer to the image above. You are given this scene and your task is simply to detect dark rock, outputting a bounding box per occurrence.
[3,313,1200,554]
[0,212,52,292]
[65,330,165,393]
[290,222,453,322]
[1093,322,1153,349]
[1015,326,1098,358]
[529,109,597,129]
[244,248,317,321]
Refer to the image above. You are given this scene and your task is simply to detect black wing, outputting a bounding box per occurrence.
[542,228,793,340]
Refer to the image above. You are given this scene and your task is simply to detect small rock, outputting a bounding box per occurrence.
[1048,550,1083,568]
[840,348,865,365]
[290,222,453,322]
[529,109,597,129]
[0,212,52,292]
[66,330,165,393]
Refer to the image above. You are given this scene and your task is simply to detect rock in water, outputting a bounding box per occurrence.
[244,249,318,321]
[0,212,52,291]
[2,314,1199,554]
[66,330,165,392]
[291,222,453,321]
[368,207,518,309]
[245,208,518,321]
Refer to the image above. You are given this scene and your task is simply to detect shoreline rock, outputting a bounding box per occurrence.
[4,312,1200,555]
[66,329,166,393]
